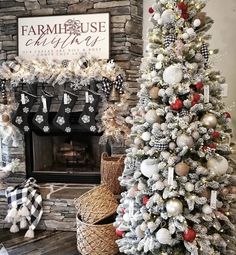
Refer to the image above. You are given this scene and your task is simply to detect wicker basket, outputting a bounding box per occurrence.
[74,184,118,224]
[100,152,125,195]
[76,213,119,255]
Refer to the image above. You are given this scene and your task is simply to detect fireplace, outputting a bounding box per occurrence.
[24,113,102,184]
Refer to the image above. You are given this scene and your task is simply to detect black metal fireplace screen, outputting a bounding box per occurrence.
[25,113,102,183]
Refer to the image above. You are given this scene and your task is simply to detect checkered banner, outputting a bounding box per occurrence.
[5,177,43,238]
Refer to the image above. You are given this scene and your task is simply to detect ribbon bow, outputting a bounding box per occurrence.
[102,74,124,98]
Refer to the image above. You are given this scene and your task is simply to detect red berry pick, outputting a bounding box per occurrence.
[171,98,183,111]
[142,196,149,205]
[116,229,125,237]
[149,7,154,14]
[183,228,197,242]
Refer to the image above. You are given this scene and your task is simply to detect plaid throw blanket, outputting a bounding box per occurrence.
[5,177,43,238]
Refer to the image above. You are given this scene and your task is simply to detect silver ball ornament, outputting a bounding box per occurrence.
[201,113,218,128]
[166,199,183,216]
[176,134,194,149]
[185,182,195,192]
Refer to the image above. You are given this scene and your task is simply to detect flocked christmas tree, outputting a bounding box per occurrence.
[115,0,236,254]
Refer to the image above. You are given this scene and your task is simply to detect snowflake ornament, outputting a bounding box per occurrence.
[81,115,90,123]
[35,115,44,124]
[56,116,65,126]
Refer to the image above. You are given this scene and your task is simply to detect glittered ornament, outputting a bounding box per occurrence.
[142,196,150,205]
[202,204,213,214]
[163,64,183,85]
[212,131,220,139]
[145,109,161,124]
[149,87,159,99]
[170,98,183,111]
[207,155,229,176]
[1,112,10,124]
[195,82,203,90]
[199,189,211,199]
[166,198,183,216]
[156,228,172,245]
[201,113,218,128]
[116,228,125,237]
[175,162,190,176]
[141,158,159,178]
[176,134,194,149]
[183,228,197,243]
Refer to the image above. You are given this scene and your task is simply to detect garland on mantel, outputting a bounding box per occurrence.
[0,56,131,146]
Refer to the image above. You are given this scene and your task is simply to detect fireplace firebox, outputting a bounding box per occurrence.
[24,113,102,183]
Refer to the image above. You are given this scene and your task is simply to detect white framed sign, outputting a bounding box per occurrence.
[18,13,110,60]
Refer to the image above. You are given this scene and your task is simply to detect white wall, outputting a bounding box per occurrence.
[143,0,236,135]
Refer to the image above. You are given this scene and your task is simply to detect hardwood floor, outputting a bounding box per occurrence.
[0,230,79,255]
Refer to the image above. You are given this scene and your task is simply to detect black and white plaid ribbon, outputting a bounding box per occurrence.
[200,43,209,64]
[153,141,169,151]
[102,74,124,98]
[164,34,177,48]
[5,177,43,235]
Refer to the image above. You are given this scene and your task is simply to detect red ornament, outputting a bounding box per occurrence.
[142,196,149,205]
[202,143,217,152]
[183,228,197,242]
[195,82,203,90]
[116,228,125,237]
[148,7,154,14]
[171,98,183,111]
[223,112,231,119]
[212,131,220,139]
[177,2,188,12]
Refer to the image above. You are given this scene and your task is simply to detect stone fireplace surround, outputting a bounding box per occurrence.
[0,0,143,231]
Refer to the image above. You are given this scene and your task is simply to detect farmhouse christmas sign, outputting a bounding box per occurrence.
[18,13,110,60]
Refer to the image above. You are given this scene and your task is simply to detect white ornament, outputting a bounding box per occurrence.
[155,62,162,70]
[176,134,194,149]
[193,19,201,27]
[207,155,229,176]
[138,182,146,191]
[156,228,172,244]
[157,54,164,62]
[169,142,176,150]
[182,33,189,40]
[151,70,157,78]
[148,221,157,232]
[161,151,170,160]
[201,113,218,128]
[195,53,203,61]
[141,132,151,141]
[145,109,160,124]
[158,18,163,25]
[135,226,145,238]
[163,64,183,85]
[192,131,200,140]
[123,213,130,222]
[161,10,175,24]
[155,181,165,190]
[185,182,195,192]
[134,137,143,146]
[187,28,195,36]
[143,213,151,221]
[141,158,159,178]
[153,13,161,21]
[202,204,213,214]
[140,222,147,231]
[133,171,141,179]
[166,199,183,216]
